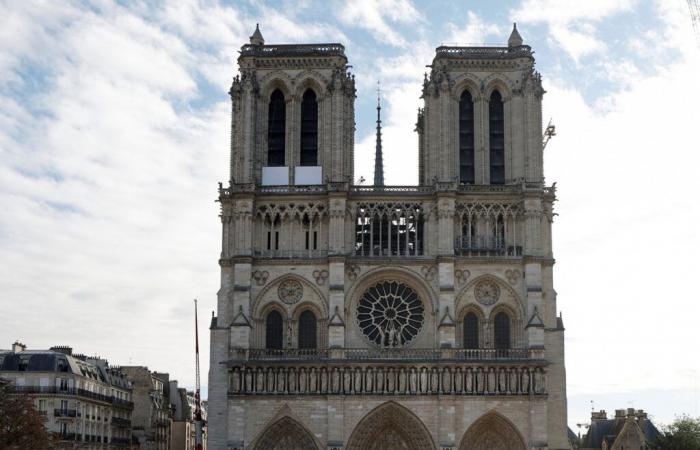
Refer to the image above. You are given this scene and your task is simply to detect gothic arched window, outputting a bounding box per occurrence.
[463,312,479,349]
[267,89,286,166]
[494,312,511,350]
[298,310,317,349]
[489,90,505,184]
[265,310,283,350]
[300,89,318,166]
[459,90,475,184]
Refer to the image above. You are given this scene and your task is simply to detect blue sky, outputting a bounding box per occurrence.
[1,0,699,432]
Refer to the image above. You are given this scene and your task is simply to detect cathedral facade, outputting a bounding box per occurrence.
[207,24,571,450]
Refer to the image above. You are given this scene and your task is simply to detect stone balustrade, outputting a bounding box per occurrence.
[228,363,546,397]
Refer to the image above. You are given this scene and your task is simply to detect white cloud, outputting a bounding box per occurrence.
[444,11,503,45]
[511,0,637,61]
[338,0,422,47]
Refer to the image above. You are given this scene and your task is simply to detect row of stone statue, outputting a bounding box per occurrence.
[230,365,546,396]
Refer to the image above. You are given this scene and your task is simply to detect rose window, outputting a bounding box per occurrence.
[357,281,424,347]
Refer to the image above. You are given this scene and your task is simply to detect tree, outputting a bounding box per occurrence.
[0,380,58,450]
[653,415,700,450]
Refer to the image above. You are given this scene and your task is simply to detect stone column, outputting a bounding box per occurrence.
[327,256,346,348]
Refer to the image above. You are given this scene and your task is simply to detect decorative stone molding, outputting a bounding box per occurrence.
[278,279,303,305]
[421,265,438,281]
[505,269,521,285]
[252,270,269,286]
[345,264,361,281]
[455,269,471,285]
[229,364,546,396]
[312,270,329,285]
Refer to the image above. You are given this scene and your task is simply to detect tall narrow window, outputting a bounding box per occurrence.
[300,89,318,166]
[463,312,479,349]
[267,89,286,166]
[459,90,475,184]
[265,310,283,349]
[494,312,511,350]
[298,310,317,349]
[489,90,505,184]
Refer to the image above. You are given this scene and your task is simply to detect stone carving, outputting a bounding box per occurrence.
[252,270,269,286]
[312,269,329,285]
[458,413,527,450]
[230,365,546,397]
[505,269,520,285]
[278,279,303,305]
[455,269,471,285]
[250,416,320,450]
[345,264,361,281]
[357,281,424,348]
[421,265,438,281]
[474,279,500,306]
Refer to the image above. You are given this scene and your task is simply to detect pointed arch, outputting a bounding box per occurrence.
[346,401,436,450]
[459,89,475,184]
[488,89,505,184]
[250,416,320,450]
[267,88,286,166]
[300,88,318,166]
[459,412,526,450]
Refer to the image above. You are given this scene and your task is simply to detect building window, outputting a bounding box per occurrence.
[489,90,505,184]
[494,312,511,349]
[300,89,318,166]
[267,89,286,166]
[459,90,475,184]
[265,310,283,350]
[298,310,317,349]
[463,312,479,349]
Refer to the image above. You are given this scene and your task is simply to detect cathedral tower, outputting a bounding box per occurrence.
[208,24,571,450]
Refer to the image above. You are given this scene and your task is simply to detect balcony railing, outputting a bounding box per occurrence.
[253,249,328,259]
[58,433,77,441]
[232,347,543,362]
[111,416,131,427]
[8,386,133,409]
[54,409,77,418]
[454,236,522,257]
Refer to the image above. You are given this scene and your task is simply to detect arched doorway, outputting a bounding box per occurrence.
[346,402,436,450]
[459,412,526,450]
[250,416,320,450]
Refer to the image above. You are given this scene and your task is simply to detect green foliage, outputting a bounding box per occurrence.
[653,415,700,450]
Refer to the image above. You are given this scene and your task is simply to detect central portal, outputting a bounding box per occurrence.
[345,402,435,450]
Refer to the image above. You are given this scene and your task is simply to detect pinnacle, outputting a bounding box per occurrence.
[250,23,264,46]
[508,22,523,47]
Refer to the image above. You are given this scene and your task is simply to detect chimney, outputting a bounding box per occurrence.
[12,341,26,353]
[591,410,607,421]
[50,346,73,356]
[615,409,626,419]
[636,410,647,420]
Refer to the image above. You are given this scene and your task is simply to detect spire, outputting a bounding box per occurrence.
[508,22,523,47]
[373,81,385,186]
[250,23,264,46]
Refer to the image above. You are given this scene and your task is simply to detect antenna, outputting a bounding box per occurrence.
[689,0,700,48]
[542,118,556,150]
[194,299,204,450]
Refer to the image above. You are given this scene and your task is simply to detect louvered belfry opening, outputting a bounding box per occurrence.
[265,310,283,349]
[459,90,475,184]
[298,310,317,349]
[267,89,286,166]
[494,312,511,350]
[300,89,318,166]
[489,90,505,184]
[463,312,480,349]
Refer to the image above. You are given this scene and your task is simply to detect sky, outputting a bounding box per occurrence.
[1,0,699,433]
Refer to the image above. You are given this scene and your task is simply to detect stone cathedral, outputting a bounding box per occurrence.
[207,23,571,450]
